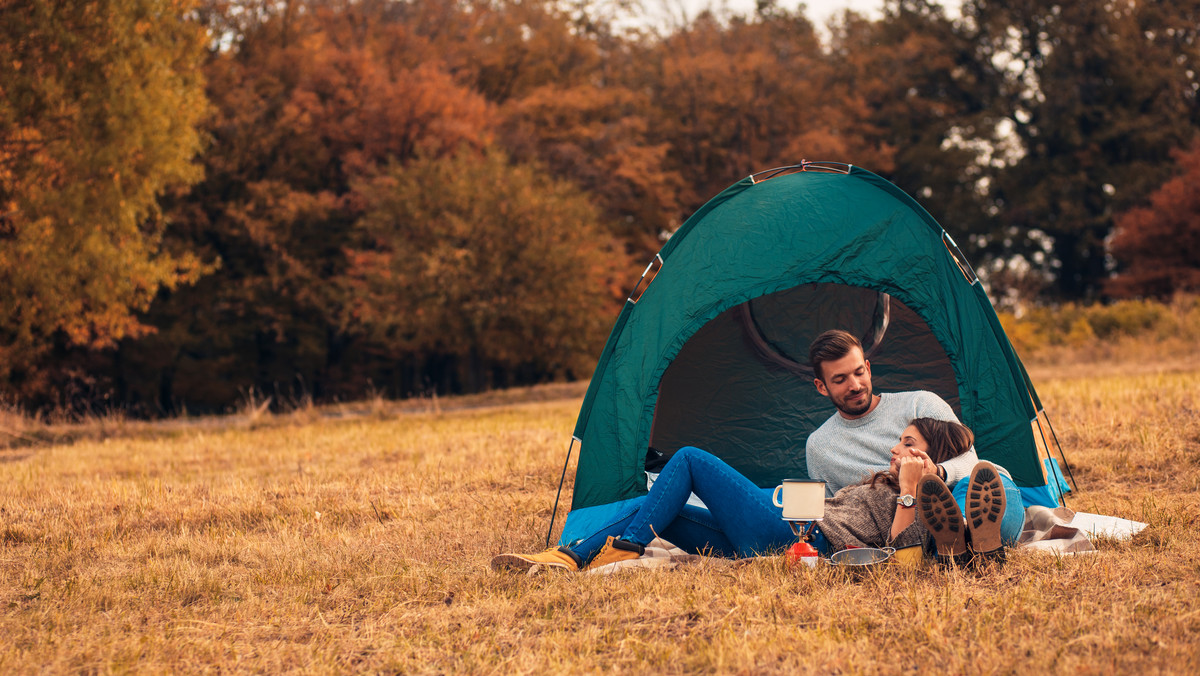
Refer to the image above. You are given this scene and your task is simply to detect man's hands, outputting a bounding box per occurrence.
[909,448,939,476]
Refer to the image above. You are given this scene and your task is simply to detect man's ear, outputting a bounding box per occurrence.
[813,377,829,397]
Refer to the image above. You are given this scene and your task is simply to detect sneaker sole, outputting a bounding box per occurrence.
[966,462,1006,554]
[490,554,572,574]
[918,476,967,557]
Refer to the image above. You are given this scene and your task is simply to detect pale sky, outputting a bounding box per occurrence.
[745,0,884,23]
[645,0,886,27]
[622,1,968,42]
[633,1,967,31]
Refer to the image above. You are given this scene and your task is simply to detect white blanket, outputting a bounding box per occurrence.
[1017,506,1147,555]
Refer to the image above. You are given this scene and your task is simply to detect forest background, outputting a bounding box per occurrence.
[2,0,1200,418]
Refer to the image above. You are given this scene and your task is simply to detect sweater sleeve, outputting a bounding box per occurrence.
[887,515,928,551]
[804,429,831,496]
[940,447,979,485]
[819,484,928,552]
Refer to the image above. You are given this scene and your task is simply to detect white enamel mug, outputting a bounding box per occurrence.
[772,479,826,521]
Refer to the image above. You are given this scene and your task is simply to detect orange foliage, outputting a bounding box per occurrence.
[14,0,1199,412]
[502,84,683,256]
[638,11,895,213]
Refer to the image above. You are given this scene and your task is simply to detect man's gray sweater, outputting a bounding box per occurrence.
[805,391,989,497]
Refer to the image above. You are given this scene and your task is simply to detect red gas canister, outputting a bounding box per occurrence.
[785,540,820,568]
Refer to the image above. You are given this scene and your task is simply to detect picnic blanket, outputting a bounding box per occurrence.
[584,538,716,575]
[1017,505,1147,555]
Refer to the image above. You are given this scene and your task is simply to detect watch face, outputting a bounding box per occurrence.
[898,494,915,507]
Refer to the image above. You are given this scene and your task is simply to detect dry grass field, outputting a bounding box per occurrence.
[2,352,1199,674]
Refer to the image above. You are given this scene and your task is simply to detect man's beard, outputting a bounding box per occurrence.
[835,387,873,416]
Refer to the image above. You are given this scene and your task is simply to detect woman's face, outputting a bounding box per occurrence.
[889,424,928,474]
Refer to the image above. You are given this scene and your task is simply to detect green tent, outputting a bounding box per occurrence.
[552,163,1071,547]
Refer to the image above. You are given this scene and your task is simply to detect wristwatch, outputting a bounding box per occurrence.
[896,494,916,508]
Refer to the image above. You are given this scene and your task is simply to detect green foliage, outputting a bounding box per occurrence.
[964,0,1200,300]
[0,0,209,390]
[345,149,626,392]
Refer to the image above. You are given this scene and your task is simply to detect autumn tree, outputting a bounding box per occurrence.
[0,0,209,395]
[827,1,995,245]
[345,149,627,394]
[412,0,685,257]
[113,0,498,412]
[1107,141,1200,299]
[633,9,894,217]
[500,81,684,256]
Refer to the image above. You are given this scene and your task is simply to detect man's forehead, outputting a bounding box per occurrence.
[824,348,866,377]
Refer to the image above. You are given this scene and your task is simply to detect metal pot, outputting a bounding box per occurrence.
[825,547,895,577]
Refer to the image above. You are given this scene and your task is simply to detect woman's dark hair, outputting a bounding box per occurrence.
[909,418,974,465]
[866,418,974,490]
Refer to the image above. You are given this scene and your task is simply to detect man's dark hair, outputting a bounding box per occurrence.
[808,329,863,380]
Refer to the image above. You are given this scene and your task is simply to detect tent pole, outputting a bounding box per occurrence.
[545,437,578,549]
[1041,410,1079,493]
[1031,412,1064,506]
[1032,410,1077,506]
[626,255,663,304]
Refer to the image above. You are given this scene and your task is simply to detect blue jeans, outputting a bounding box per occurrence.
[567,447,795,562]
[951,473,1024,546]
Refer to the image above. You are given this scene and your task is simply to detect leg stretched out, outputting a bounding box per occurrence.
[491,446,791,573]
[620,446,794,558]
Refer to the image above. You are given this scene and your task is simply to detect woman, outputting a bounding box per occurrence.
[816,417,962,553]
[491,418,1001,573]
[819,418,1015,565]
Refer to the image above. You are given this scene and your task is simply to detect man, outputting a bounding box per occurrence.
[804,329,980,497]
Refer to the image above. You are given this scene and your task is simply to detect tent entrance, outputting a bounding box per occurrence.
[648,282,958,487]
[736,287,890,379]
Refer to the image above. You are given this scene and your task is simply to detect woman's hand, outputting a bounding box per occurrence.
[897,456,925,495]
[891,457,925,539]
